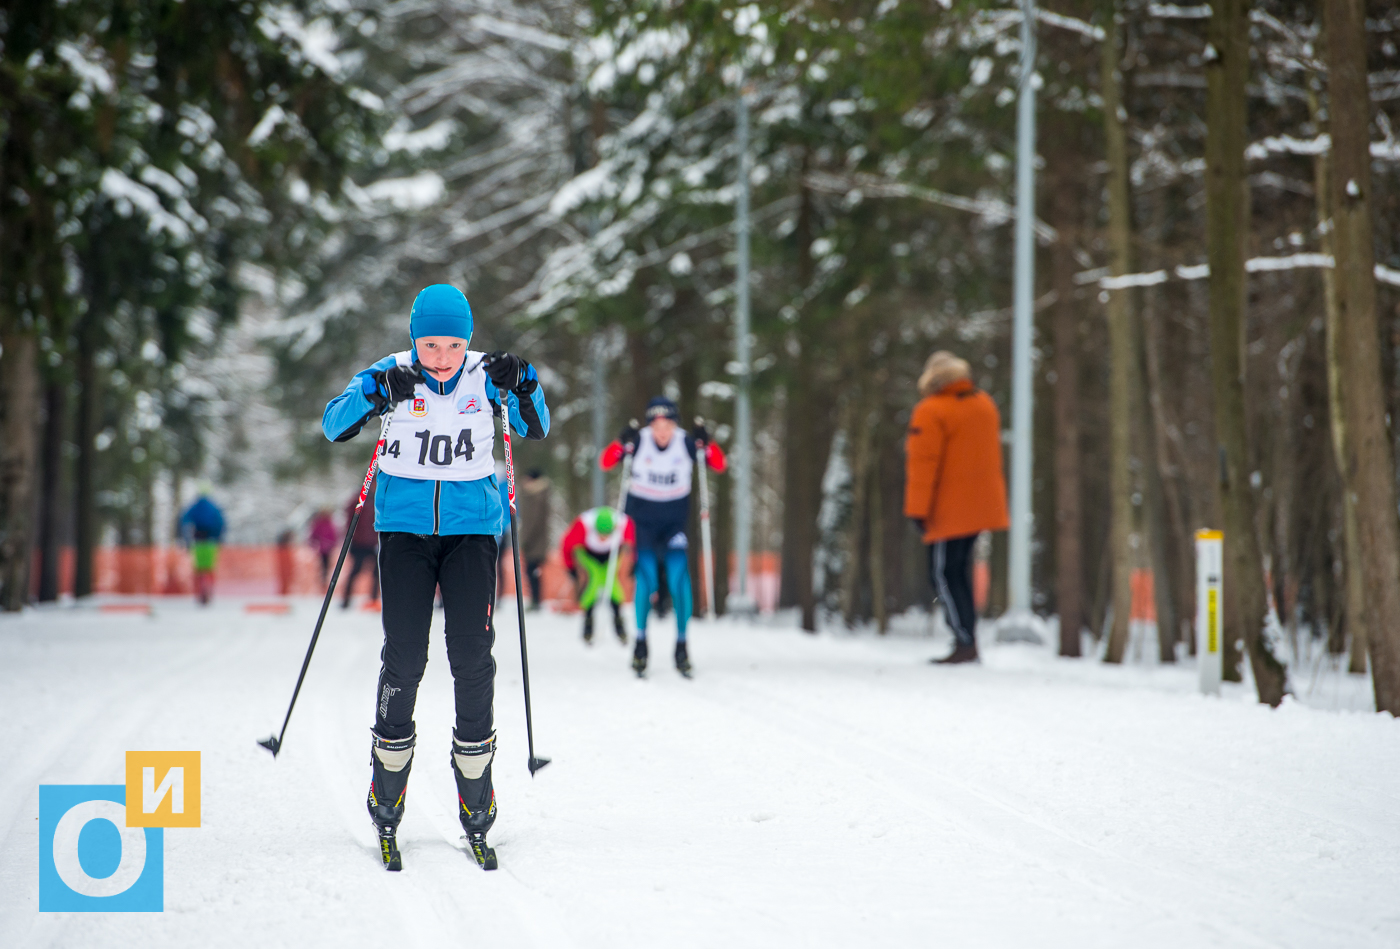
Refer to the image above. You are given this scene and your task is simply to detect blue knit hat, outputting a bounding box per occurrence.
[409,284,473,343]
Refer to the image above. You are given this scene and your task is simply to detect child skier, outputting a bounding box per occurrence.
[560,505,635,644]
[321,284,549,871]
[600,397,725,676]
[179,486,225,606]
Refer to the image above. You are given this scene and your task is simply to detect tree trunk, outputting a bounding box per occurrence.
[1143,275,1192,659]
[1309,88,1369,676]
[777,172,834,632]
[0,331,40,611]
[841,393,873,627]
[869,395,887,634]
[1101,7,1138,665]
[626,327,657,417]
[73,325,99,598]
[1324,0,1400,712]
[1205,0,1287,703]
[1050,128,1083,658]
[36,377,67,602]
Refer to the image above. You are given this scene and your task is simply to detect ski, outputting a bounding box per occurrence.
[465,832,498,870]
[377,826,402,871]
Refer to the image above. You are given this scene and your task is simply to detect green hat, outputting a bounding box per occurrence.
[595,507,615,535]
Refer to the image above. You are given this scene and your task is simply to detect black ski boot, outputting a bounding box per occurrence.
[632,637,648,677]
[367,730,414,871]
[582,608,595,645]
[674,640,692,678]
[612,602,628,644]
[452,732,498,870]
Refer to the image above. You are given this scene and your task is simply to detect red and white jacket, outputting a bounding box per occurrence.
[560,508,636,572]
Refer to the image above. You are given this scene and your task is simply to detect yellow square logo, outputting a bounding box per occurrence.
[125,751,201,828]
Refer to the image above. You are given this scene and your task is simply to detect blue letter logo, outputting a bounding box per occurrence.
[39,785,163,912]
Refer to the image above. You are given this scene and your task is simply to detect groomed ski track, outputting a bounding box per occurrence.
[2,600,1398,948]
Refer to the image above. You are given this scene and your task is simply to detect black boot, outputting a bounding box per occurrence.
[367,730,414,870]
[582,608,595,644]
[932,641,980,664]
[452,732,497,835]
[452,732,499,870]
[367,731,415,827]
[632,637,648,676]
[674,640,692,677]
[612,601,628,644]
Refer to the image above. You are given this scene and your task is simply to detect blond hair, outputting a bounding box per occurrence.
[917,351,971,396]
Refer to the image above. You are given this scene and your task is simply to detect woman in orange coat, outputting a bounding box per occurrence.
[904,352,1009,663]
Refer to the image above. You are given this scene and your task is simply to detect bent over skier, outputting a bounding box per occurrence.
[322,284,549,870]
[600,397,725,676]
[561,505,635,644]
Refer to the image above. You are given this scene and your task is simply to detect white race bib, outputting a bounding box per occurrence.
[628,427,692,502]
[581,507,630,556]
[377,351,496,482]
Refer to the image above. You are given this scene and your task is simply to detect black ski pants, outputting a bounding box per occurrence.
[929,534,978,647]
[375,532,497,744]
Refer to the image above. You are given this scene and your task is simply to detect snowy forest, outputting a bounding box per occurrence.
[3,0,1400,711]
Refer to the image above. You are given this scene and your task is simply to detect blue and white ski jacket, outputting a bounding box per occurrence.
[322,355,549,536]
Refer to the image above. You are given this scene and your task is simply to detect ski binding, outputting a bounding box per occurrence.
[378,826,402,871]
[465,832,498,870]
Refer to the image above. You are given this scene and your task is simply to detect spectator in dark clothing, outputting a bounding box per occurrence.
[343,478,380,608]
[308,510,338,587]
[519,469,552,610]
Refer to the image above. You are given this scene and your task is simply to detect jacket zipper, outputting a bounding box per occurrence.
[433,376,444,535]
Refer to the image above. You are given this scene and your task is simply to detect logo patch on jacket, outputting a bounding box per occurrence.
[410,397,428,418]
[458,395,479,414]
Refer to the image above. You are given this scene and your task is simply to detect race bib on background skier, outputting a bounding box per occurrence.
[377,350,496,482]
[629,427,693,502]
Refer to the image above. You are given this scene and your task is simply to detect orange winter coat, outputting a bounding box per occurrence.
[903,379,1010,544]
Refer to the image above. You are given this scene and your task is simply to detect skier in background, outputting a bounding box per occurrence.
[518,468,552,610]
[600,396,725,676]
[342,479,380,609]
[179,486,225,606]
[308,509,338,587]
[561,505,634,644]
[321,283,549,870]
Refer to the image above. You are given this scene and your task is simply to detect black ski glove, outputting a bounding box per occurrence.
[619,421,641,453]
[692,419,712,447]
[483,351,536,394]
[364,364,423,413]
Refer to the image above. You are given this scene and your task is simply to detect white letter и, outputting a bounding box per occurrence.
[143,766,183,814]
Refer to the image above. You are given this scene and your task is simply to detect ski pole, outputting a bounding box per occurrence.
[601,421,637,606]
[695,417,717,621]
[259,409,394,758]
[498,389,550,776]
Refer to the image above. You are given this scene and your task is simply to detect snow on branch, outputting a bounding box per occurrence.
[1080,255,1400,289]
[1245,132,1400,161]
[1147,4,1211,19]
[1101,270,1168,289]
[803,172,1057,242]
[1037,11,1105,41]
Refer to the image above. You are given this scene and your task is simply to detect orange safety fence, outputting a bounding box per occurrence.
[35,545,1115,618]
[34,545,616,604]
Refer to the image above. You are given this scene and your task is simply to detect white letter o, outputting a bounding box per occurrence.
[51,800,146,898]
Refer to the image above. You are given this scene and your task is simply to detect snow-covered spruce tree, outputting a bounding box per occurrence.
[267,0,587,450]
[0,0,374,605]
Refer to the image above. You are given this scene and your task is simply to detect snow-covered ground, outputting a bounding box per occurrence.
[3,599,1398,948]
